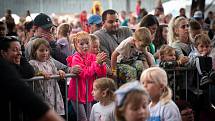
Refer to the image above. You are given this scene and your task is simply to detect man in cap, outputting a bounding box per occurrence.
[25,13,67,64]
[88,14,102,33]
[193,11,209,30]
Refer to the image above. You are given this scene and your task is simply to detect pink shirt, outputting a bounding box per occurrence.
[67,52,106,103]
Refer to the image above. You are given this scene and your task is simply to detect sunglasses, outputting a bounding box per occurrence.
[180,24,189,29]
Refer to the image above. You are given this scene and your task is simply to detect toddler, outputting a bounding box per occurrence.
[115,81,150,121]
[90,77,117,121]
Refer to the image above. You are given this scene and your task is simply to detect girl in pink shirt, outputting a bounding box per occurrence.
[67,31,107,121]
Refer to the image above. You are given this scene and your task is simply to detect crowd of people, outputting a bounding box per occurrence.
[1,1,215,121]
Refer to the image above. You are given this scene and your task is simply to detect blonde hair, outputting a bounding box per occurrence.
[115,89,150,121]
[140,67,172,104]
[57,23,70,37]
[194,33,211,47]
[133,27,151,46]
[167,16,187,45]
[72,31,90,51]
[94,77,117,102]
[89,34,100,46]
[159,45,176,57]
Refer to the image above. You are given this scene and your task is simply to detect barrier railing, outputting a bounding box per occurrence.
[164,67,194,101]
[9,67,214,121]
[8,73,76,121]
[25,73,76,121]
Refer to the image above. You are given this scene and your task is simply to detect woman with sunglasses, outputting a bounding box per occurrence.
[167,16,192,63]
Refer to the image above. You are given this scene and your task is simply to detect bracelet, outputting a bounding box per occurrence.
[112,69,117,73]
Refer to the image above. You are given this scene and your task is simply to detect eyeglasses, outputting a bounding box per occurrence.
[180,24,189,29]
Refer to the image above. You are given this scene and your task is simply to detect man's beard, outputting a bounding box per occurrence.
[107,28,117,34]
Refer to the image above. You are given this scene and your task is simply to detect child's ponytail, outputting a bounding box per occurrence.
[160,86,172,105]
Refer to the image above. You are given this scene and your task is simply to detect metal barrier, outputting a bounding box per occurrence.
[164,67,213,102]
[164,67,194,101]
[25,73,76,121]
[9,73,76,121]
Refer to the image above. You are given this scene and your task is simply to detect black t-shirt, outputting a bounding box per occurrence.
[0,58,49,120]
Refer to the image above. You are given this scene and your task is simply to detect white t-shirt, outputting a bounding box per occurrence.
[90,102,116,121]
[148,100,182,121]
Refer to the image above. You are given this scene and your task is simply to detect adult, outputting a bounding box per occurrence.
[94,9,133,65]
[154,6,164,18]
[87,14,102,33]
[168,16,193,57]
[23,21,35,47]
[204,11,214,25]
[0,21,7,37]
[189,19,202,42]
[153,24,168,51]
[56,23,72,57]
[0,57,64,121]
[25,13,67,64]
[193,11,209,30]
[0,36,34,79]
[179,8,187,18]
[139,14,159,55]
[5,9,17,36]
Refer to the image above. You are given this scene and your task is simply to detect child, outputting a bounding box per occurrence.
[189,19,202,43]
[66,31,107,121]
[90,77,117,121]
[29,38,65,115]
[140,67,182,121]
[189,33,212,67]
[111,27,155,83]
[90,34,113,77]
[56,23,72,57]
[89,34,100,55]
[115,81,150,121]
[159,45,182,68]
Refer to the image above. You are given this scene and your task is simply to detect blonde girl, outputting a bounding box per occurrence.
[29,38,65,115]
[66,31,107,121]
[90,77,117,121]
[115,81,150,121]
[140,67,181,121]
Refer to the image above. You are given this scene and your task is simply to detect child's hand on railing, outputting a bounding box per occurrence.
[42,72,51,80]
[58,70,65,79]
[178,56,189,65]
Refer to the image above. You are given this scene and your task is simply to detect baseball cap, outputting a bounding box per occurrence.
[88,15,102,25]
[193,11,203,19]
[33,13,55,29]
[115,81,147,107]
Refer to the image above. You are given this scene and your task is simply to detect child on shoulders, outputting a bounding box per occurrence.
[111,27,155,83]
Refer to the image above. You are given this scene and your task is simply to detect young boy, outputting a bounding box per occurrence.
[111,27,154,83]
